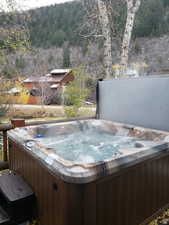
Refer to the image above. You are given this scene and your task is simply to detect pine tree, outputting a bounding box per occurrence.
[62,43,71,68]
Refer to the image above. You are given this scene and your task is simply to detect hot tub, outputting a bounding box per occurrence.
[8,119,169,225]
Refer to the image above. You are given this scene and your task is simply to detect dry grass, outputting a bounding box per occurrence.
[6,104,96,120]
[7,105,64,119]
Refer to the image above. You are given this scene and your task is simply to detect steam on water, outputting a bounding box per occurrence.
[35,130,139,163]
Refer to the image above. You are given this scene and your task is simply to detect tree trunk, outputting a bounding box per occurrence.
[97,0,112,79]
[120,0,141,72]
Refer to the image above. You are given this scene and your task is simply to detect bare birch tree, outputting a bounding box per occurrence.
[38,82,53,105]
[120,0,142,70]
[81,0,113,79]
[97,0,112,78]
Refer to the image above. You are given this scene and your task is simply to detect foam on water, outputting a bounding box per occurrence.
[34,130,140,163]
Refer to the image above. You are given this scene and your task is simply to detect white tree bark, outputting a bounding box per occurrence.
[120,0,141,70]
[97,0,112,79]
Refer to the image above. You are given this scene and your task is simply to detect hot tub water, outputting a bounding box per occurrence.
[35,130,140,163]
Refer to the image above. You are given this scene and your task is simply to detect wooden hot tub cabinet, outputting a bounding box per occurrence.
[8,139,169,225]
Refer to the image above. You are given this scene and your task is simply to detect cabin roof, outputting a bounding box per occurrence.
[23,69,72,83]
[24,75,65,83]
[50,69,71,75]
[50,84,60,89]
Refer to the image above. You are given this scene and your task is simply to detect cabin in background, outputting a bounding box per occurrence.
[23,69,74,104]
[23,69,74,89]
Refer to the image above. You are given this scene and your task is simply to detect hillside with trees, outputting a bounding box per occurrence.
[28,1,85,48]
[28,0,169,48]
[0,0,169,81]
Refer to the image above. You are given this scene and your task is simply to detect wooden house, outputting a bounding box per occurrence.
[23,69,74,89]
[23,69,74,104]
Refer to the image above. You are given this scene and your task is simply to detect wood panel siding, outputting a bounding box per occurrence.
[8,140,83,225]
[61,72,74,85]
[24,82,34,89]
[9,139,169,225]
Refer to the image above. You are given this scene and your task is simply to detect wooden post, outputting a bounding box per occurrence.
[3,130,8,161]
[11,118,25,128]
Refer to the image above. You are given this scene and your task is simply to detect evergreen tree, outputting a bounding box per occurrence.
[62,43,71,68]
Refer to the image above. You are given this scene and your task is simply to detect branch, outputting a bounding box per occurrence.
[79,33,103,38]
[134,0,141,12]
[126,0,141,13]
[126,0,133,11]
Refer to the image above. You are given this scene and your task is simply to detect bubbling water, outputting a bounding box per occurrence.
[35,130,141,163]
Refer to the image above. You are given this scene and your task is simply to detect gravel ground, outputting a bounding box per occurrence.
[148,209,169,225]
